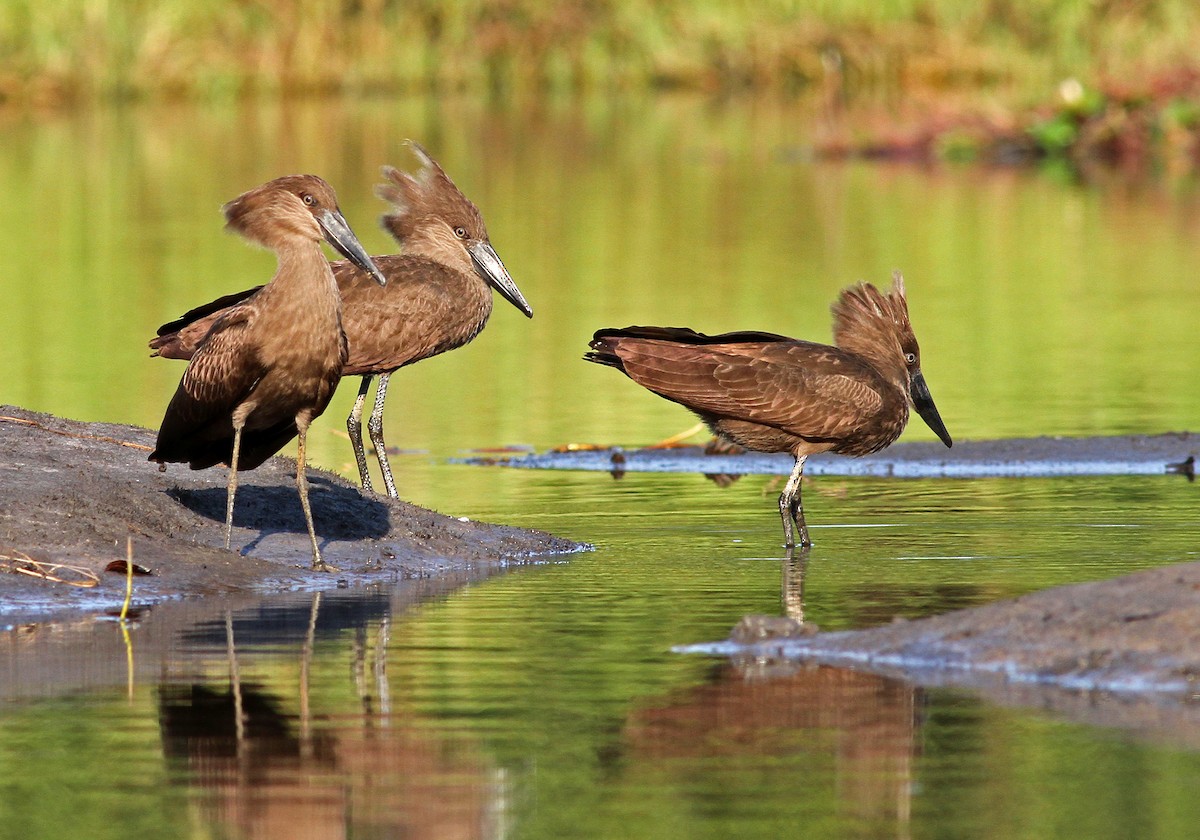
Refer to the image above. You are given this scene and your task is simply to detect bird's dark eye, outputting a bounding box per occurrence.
[453,226,468,239]
[905,352,917,364]
[302,193,315,206]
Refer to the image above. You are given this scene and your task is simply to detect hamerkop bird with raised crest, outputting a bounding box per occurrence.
[150,143,533,498]
[149,175,387,571]
[584,272,952,548]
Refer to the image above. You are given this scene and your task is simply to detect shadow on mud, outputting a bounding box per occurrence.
[168,478,391,541]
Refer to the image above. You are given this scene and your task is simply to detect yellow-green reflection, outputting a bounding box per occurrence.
[2,95,1200,840]
[0,465,1196,840]
[2,96,1197,491]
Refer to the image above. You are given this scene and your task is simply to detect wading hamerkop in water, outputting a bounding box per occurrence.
[150,143,533,499]
[149,175,387,571]
[584,272,953,548]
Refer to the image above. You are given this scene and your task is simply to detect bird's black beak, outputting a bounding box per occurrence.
[318,208,387,287]
[470,241,533,318]
[910,371,952,448]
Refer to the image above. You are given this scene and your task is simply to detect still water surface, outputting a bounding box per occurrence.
[1,95,1199,838]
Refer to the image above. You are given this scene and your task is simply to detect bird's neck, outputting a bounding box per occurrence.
[264,241,343,320]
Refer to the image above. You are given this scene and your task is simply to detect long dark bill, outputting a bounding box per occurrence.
[470,241,533,318]
[318,208,388,287]
[911,371,953,448]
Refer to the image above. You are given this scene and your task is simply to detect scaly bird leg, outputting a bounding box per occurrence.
[347,375,374,494]
[295,424,335,572]
[225,425,242,551]
[777,454,811,549]
[367,373,398,499]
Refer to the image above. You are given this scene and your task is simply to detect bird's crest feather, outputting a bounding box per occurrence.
[830,271,912,375]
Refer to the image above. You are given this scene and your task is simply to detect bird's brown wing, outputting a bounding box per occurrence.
[613,340,887,442]
[150,308,266,464]
[149,285,264,360]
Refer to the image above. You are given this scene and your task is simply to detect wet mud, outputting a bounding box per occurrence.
[0,406,584,625]
[463,433,1200,478]
[681,557,1200,713]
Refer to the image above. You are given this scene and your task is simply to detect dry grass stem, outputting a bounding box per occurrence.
[1,548,100,588]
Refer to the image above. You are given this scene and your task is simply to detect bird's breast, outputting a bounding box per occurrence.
[341,282,491,374]
[240,303,345,428]
[830,401,910,457]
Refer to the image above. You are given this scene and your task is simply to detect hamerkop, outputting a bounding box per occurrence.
[584,272,953,548]
[150,143,533,498]
[149,175,386,571]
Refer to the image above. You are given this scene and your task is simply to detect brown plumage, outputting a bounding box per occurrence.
[584,272,952,548]
[149,174,386,571]
[149,143,533,499]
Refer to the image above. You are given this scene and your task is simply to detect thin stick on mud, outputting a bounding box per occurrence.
[0,414,153,452]
[0,547,99,587]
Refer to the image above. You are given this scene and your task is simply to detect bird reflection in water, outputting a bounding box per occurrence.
[157,594,506,840]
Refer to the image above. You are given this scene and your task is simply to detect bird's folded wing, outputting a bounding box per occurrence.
[157,311,265,445]
[618,341,887,440]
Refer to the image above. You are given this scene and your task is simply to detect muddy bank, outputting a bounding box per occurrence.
[464,433,1199,478]
[0,406,584,625]
[682,558,1200,701]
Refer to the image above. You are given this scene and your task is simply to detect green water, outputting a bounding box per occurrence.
[1,95,1199,839]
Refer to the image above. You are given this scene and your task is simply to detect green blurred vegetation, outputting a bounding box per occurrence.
[3,0,1200,105]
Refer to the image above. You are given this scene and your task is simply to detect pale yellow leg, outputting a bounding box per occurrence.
[295,424,335,572]
[225,425,242,551]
